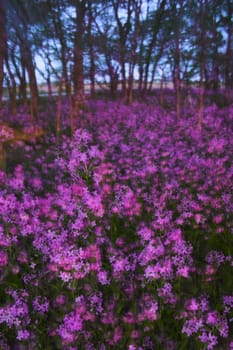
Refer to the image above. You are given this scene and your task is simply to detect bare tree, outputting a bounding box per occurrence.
[73,0,87,123]
[0,0,7,112]
[198,0,206,127]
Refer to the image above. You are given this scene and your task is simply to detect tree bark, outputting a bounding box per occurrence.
[49,0,71,97]
[0,0,6,112]
[56,77,63,140]
[112,0,132,101]
[143,0,167,93]
[87,2,95,97]
[126,0,142,104]
[73,0,86,116]
[198,0,206,127]
[174,25,181,118]
[11,45,27,104]
[225,0,233,91]
[20,40,39,122]
[5,45,17,115]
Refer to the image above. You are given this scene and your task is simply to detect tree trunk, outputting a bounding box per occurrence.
[73,0,86,118]
[19,66,27,104]
[198,0,206,128]
[225,0,233,96]
[172,0,183,118]
[127,67,134,104]
[56,78,63,140]
[138,61,144,92]
[12,46,27,104]
[159,74,165,107]
[47,72,53,102]
[108,64,119,99]
[126,0,142,104]
[61,50,70,96]
[175,38,181,119]
[5,46,17,115]
[120,43,127,100]
[21,40,39,122]
[112,0,132,101]
[5,75,17,116]
[148,51,163,93]
[87,2,95,97]
[143,0,166,94]
[0,0,6,113]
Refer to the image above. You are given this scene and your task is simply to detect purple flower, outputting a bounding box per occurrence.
[198,332,218,350]
[33,296,49,314]
[182,318,203,336]
[0,250,8,266]
[17,329,30,341]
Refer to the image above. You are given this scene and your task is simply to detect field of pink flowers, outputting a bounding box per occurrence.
[0,100,233,349]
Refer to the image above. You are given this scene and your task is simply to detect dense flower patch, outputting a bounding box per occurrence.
[0,101,232,349]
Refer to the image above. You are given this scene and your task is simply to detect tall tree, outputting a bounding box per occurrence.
[224,0,233,91]
[111,0,133,100]
[73,0,87,120]
[126,0,142,104]
[47,0,72,96]
[86,1,96,97]
[0,0,7,112]
[142,0,167,93]
[7,0,41,120]
[198,0,206,127]
[168,0,185,118]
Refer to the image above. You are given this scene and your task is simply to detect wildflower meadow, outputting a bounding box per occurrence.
[0,98,233,349]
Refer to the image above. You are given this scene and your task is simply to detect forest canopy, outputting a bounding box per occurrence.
[0,0,232,110]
